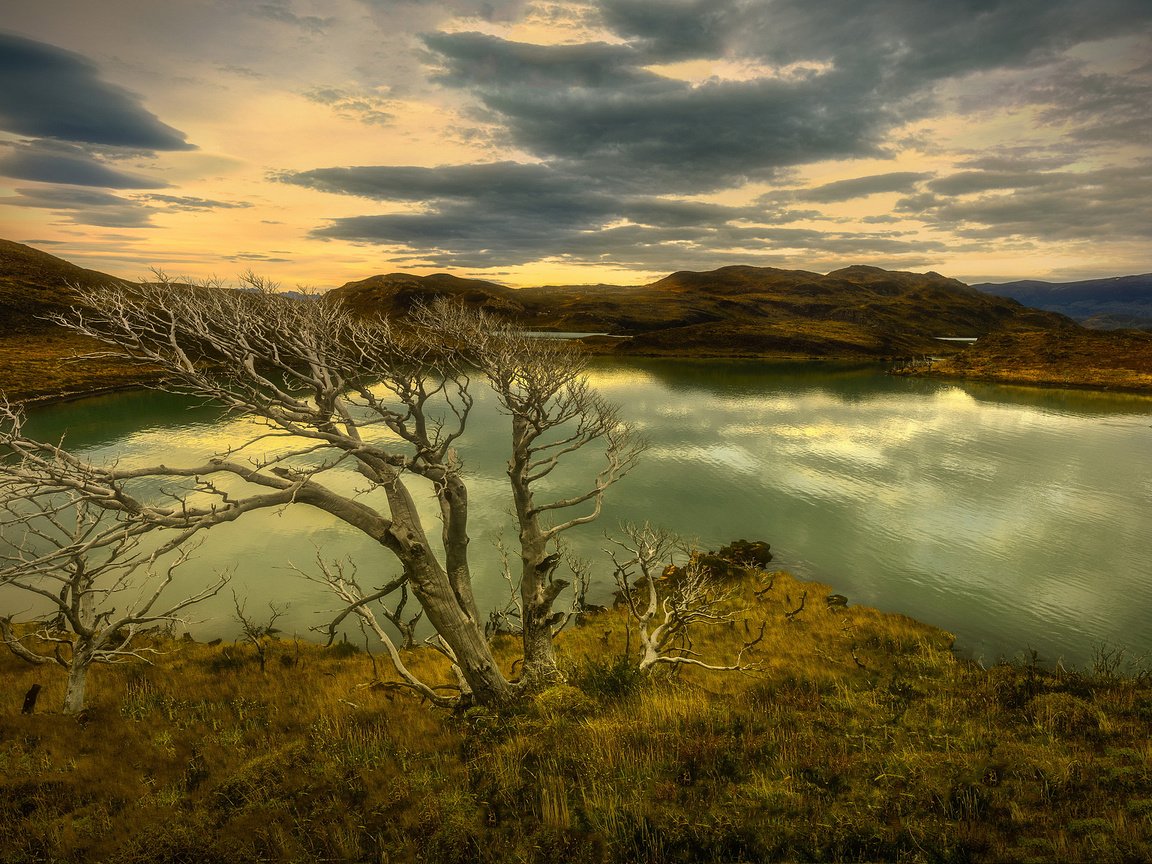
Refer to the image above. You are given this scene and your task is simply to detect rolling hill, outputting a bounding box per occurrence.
[0,239,128,335]
[329,263,1074,359]
[2,238,1151,397]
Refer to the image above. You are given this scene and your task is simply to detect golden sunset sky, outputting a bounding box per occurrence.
[1,0,1149,290]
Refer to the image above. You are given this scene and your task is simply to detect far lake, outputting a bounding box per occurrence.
[14,359,1152,669]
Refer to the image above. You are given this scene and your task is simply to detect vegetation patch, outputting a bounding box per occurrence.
[2,569,1150,863]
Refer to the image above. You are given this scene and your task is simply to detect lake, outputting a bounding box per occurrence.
[12,359,1152,669]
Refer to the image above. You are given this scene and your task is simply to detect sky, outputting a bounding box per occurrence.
[1,0,1149,290]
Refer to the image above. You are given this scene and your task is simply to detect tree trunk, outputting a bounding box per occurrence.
[509,425,564,688]
[63,647,91,714]
[375,469,512,705]
[295,467,513,705]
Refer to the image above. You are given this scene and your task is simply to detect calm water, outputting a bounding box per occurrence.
[12,359,1152,668]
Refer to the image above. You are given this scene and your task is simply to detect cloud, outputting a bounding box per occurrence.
[142,194,253,211]
[794,172,932,203]
[421,31,902,191]
[303,86,394,125]
[0,31,194,150]
[0,140,166,188]
[899,163,1152,241]
[1,185,156,227]
[2,187,132,209]
[279,160,956,269]
[249,2,334,34]
[223,252,294,263]
[598,0,1152,81]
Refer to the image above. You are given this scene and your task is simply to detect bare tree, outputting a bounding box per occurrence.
[231,591,288,673]
[607,523,764,674]
[423,303,645,686]
[0,274,640,705]
[0,483,226,713]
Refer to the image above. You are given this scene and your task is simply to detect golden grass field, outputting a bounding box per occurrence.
[3,567,1151,863]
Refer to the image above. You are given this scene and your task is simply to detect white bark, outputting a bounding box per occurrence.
[415,302,645,687]
[608,523,764,675]
[0,490,228,713]
[8,279,518,703]
[5,278,644,705]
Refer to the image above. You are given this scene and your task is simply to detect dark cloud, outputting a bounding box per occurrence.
[0,31,194,150]
[599,0,1152,81]
[280,0,1151,272]
[1,185,155,227]
[423,31,649,89]
[927,171,1061,196]
[3,187,132,209]
[282,160,952,269]
[900,164,1152,241]
[422,31,901,191]
[0,140,166,188]
[795,172,931,203]
[1035,62,1152,146]
[143,194,253,211]
[224,252,294,263]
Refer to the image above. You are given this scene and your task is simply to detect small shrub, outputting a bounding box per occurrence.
[328,639,361,658]
[533,684,595,718]
[1067,817,1112,836]
[1126,798,1152,821]
[574,655,644,702]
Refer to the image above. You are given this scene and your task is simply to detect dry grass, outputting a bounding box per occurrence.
[0,332,161,402]
[3,567,1151,863]
[901,325,1152,393]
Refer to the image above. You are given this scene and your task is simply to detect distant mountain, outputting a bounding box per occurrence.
[329,263,1073,359]
[973,274,1152,330]
[0,239,127,334]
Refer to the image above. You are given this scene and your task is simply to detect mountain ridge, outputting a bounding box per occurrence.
[2,238,1151,396]
[973,274,1152,330]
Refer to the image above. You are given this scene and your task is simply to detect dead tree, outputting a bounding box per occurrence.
[1,275,640,705]
[0,485,226,713]
[231,591,288,672]
[607,523,764,674]
[423,303,645,687]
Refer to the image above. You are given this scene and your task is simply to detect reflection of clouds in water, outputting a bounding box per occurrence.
[773,462,908,507]
[646,442,762,475]
[30,361,1152,663]
[583,368,658,391]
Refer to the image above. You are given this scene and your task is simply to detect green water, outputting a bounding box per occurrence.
[12,359,1152,668]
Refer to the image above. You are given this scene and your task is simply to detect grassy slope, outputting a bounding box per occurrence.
[0,240,158,401]
[899,324,1152,393]
[2,567,1150,863]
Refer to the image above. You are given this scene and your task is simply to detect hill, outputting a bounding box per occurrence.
[330,263,1074,360]
[0,240,152,400]
[974,274,1152,330]
[897,323,1152,392]
[0,238,128,334]
[3,238,1152,397]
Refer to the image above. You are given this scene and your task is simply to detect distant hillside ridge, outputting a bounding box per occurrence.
[5,238,1152,395]
[329,262,1074,359]
[974,274,1152,330]
[0,239,128,334]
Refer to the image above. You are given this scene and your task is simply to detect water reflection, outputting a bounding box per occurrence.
[11,360,1152,668]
